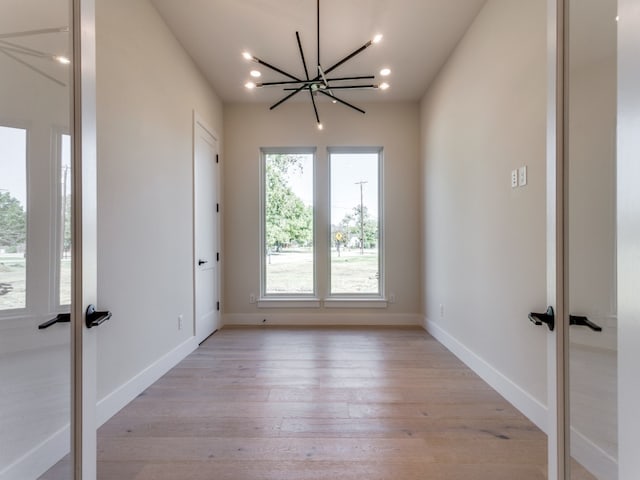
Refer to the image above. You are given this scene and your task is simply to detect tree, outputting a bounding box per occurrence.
[337,205,378,249]
[0,192,26,249]
[265,155,313,251]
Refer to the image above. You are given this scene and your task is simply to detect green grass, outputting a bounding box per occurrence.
[266,248,379,294]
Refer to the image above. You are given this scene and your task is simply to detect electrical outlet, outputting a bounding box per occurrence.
[249,293,256,304]
[389,293,396,304]
[518,166,528,186]
[440,304,445,318]
[178,314,183,330]
[511,169,518,188]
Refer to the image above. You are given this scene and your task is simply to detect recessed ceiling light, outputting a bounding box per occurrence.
[245,81,256,89]
[379,82,390,90]
[54,55,71,65]
[380,68,391,76]
[242,51,253,61]
[250,70,261,78]
[372,34,383,44]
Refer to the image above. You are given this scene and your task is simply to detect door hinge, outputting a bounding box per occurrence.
[217,301,220,311]
[217,252,220,262]
[216,203,219,213]
[216,154,219,164]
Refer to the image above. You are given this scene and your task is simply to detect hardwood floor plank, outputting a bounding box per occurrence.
[42,326,551,479]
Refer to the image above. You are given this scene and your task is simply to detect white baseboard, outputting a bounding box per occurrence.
[0,426,69,480]
[423,317,548,433]
[223,312,422,326]
[1,336,199,480]
[571,426,618,480]
[97,336,199,426]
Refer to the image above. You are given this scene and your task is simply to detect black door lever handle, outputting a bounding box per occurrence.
[198,259,208,266]
[38,313,71,330]
[528,306,555,331]
[86,304,112,328]
[570,315,602,332]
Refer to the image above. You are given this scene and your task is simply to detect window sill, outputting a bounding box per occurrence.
[257,298,321,309]
[323,298,388,309]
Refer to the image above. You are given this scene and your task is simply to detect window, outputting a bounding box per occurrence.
[259,147,384,305]
[329,148,382,296]
[58,133,72,306]
[0,125,28,311]
[261,149,315,297]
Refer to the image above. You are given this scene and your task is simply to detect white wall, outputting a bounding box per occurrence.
[420,0,548,421]
[95,0,223,403]
[223,102,421,324]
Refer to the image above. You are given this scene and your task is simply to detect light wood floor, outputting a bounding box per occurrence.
[43,326,550,479]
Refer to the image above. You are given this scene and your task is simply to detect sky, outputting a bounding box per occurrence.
[280,152,379,224]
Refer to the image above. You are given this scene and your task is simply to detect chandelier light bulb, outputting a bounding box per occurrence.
[54,55,71,64]
[245,81,256,89]
[372,34,383,44]
[242,51,253,61]
[317,123,324,131]
[250,70,261,78]
[379,82,390,90]
[380,68,391,76]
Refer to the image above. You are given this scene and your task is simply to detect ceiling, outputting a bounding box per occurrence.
[150,0,487,105]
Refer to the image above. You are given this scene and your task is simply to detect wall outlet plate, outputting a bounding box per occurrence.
[511,169,518,188]
[518,166,528,186]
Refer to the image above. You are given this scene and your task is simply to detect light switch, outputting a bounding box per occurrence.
[518,166,528,186]
[511,169,518,188]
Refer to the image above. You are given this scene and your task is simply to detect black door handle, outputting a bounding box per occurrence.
[528,306,555,331]
[86,304,112,328]
[570,315,602,332]
[198,259,208,266]
[38,313,71,329]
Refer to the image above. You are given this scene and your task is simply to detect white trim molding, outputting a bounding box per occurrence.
[423,317,548,433]
[224,312,421,326]
[96,336,198,426]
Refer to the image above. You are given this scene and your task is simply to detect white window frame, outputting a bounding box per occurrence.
[326,146,385,304]
[0,121,30,317]
[259,147,319,307]
[51,128,72,310]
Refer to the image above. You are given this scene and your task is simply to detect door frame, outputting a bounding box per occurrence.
[547,0,568,478]
[71,0,98,477]
[192,112,221,342]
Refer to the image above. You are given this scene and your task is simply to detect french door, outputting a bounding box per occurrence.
[0,0,98,478]
[548,0,640,478]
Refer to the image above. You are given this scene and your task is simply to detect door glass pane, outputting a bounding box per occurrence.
[568,0,618,478]
[263,152,315,295]
[0,126,27,310]
[0,0,73,478]
[59,133,72,306]
[330,150,381,295]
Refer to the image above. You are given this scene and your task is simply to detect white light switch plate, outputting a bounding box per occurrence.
[518,166,528,186]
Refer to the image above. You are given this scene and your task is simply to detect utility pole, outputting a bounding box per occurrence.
[354,181,368,255]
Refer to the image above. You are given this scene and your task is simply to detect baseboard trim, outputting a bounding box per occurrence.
[97,336,199,426]
[423,317,548,433]
[222,312,422,326]
[571,426,618,479]
[0,426,69,480]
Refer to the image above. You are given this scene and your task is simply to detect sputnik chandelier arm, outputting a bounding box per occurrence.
[242,0,390,129]
[0,27,70,87]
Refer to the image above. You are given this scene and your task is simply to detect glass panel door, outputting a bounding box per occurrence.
[0,0,73,478]
[567,0,618,478]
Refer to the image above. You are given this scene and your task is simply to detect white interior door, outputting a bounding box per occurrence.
[194,116,220,344]
[565,0,618,478]
[0,0,99,478]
